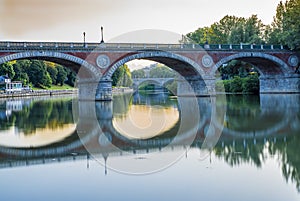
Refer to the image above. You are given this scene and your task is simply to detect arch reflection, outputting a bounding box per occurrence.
[0,97,76,148]
[0,94,299,190]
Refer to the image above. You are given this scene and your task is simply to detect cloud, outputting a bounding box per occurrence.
[0,0,124,37]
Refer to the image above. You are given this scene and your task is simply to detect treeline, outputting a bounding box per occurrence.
[186,0,300,50]
[112,64,132,87]
[0,98,74,134]
[0,60,76,88]
[132,64,177,78]
[216,74,259,94]
[132,64,178,94]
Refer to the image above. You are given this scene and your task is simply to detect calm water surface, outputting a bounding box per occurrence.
[0,93,299,201]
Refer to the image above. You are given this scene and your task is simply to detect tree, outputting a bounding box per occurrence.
[12,60,31,85]
[187,15,266,45]
[131,69,146,78]
[228,23,245,44]
[46,65,58,85]
[0,62,15,79]
[230,76,243,92]
[112,64,133,87]
[267,0,300,49]
[281,0,300,49]
[149,64,176,78]
[26,60,51,87]
[186,26,210,44]
[242,74,259,94]
[55,65,68,86]
[244,15,264,44]
[65,68,77,87]
[267,1,286,44]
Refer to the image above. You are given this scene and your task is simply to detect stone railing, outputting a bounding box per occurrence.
[0,41,287,51]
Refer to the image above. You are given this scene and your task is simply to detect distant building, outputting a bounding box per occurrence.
[0,75,23,93]
[0,75,11,84]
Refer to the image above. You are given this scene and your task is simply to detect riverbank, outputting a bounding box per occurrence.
[0,88,133,99]
[0,89,78,99]
[112,87,133,94]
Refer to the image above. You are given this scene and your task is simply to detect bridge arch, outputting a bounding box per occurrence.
[211,52,293,76]
[162,78,175,87]
[0,51,101,78]
[133,78,175,90]
[135,79,163,87]
[104,51,205,79]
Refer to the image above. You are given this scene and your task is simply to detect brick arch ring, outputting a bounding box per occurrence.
[211,52,293,76]
[103,51,206,79]
[0,51,101,78]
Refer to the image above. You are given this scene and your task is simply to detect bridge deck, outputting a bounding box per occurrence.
[0,41,287,52]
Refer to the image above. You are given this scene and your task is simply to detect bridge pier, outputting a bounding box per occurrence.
[260,75,300,93]
[77,79,112,101]
[177,76,216,97]
[95,79,113,101]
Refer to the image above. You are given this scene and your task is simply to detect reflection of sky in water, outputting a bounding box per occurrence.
[0,148,298,201]
[113,105,179,139]
[0,124,76,148]
[0,95,299,200]
[0,97,75,148]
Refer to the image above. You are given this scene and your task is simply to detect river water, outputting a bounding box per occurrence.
[0,92,299,201]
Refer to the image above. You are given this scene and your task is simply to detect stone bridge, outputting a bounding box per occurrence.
[0,41,299,100]
[132,77,175,90]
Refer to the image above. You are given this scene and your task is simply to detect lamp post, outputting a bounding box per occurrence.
[100,26,104,43]
[83,32,86,47]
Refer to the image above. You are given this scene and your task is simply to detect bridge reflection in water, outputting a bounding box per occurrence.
[0,93,299,187]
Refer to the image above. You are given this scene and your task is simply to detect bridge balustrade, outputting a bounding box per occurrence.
[0,41,288,51]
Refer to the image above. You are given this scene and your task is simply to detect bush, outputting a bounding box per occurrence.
[223,80,231,92]
[230,76,243,93]
[217,74,259,94]
[242,74,259,94]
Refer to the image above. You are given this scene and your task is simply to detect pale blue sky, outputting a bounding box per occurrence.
[0,0,282,42]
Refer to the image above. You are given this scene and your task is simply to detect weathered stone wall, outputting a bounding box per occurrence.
[177,76,216,97]
[260,75,300,93]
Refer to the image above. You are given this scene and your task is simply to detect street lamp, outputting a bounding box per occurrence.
[100,26,104,43]
[83,32,86,47]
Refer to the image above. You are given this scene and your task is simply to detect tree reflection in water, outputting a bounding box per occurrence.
[214,94,300,192]
[0,93,299,192]
[0,97,74,135]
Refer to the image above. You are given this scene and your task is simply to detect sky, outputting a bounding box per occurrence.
[0,0,283,43]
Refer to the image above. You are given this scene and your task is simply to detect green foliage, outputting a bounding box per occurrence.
[65,68,77,87]
[223,80,231,92]
[219,60,257,79]
[216,80,226,92]
[281,0,300,50]
[12,60,30,85]
[0,98,74,135]
[187,15,265,45]
[112,64,133,87]
[149,64,177,78]
[242,74,260,93]
[187,1,299,50]
[0,62,15,79]
[131,69,146,78]
[217,74,259,94]
[46,65,58,84]
[56,65,68,86]
[1,59,76,88]
[230,76,243,93]
[26,60,52,88]
[266,0,300,49]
